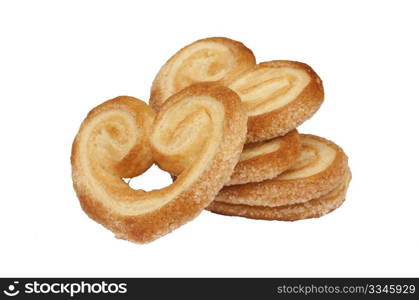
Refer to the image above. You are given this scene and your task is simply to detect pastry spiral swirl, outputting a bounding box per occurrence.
[150,37,256,110]
[227,60,324,143]
[71,84,247,243]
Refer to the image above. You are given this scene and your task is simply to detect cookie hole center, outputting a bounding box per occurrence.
[123,165,172,192]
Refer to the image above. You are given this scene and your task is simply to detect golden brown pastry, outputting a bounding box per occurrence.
[215,134,348,207]
[207,170,351,221]
[226,60,324,143]
[71,84,247,243]
[150,37,256,110]
[225,129,301,185]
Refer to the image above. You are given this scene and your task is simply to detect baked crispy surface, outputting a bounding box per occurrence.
[227,60,324,143]
[226,129,301,185]
[71,84,247,243]
[150,37,256,110]
[207,170,351,221]
[215,134,348,207]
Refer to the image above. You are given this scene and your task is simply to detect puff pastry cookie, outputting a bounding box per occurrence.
[150,37,256,110]
[215,134,348,207]
[71,84,247,243]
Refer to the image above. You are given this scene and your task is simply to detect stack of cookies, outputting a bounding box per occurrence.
[150,37,350,222]
[72,36,351,243]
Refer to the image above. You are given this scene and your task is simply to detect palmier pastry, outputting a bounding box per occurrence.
[150,37,256,110]
[71,84,247,243]
[226,60,324,143]
[207,170,351,221]
[215,134,348,207]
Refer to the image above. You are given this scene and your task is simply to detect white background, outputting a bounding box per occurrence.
[1,0,418,277]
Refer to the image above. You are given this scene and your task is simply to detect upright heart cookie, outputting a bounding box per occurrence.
[72,83,247,243]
